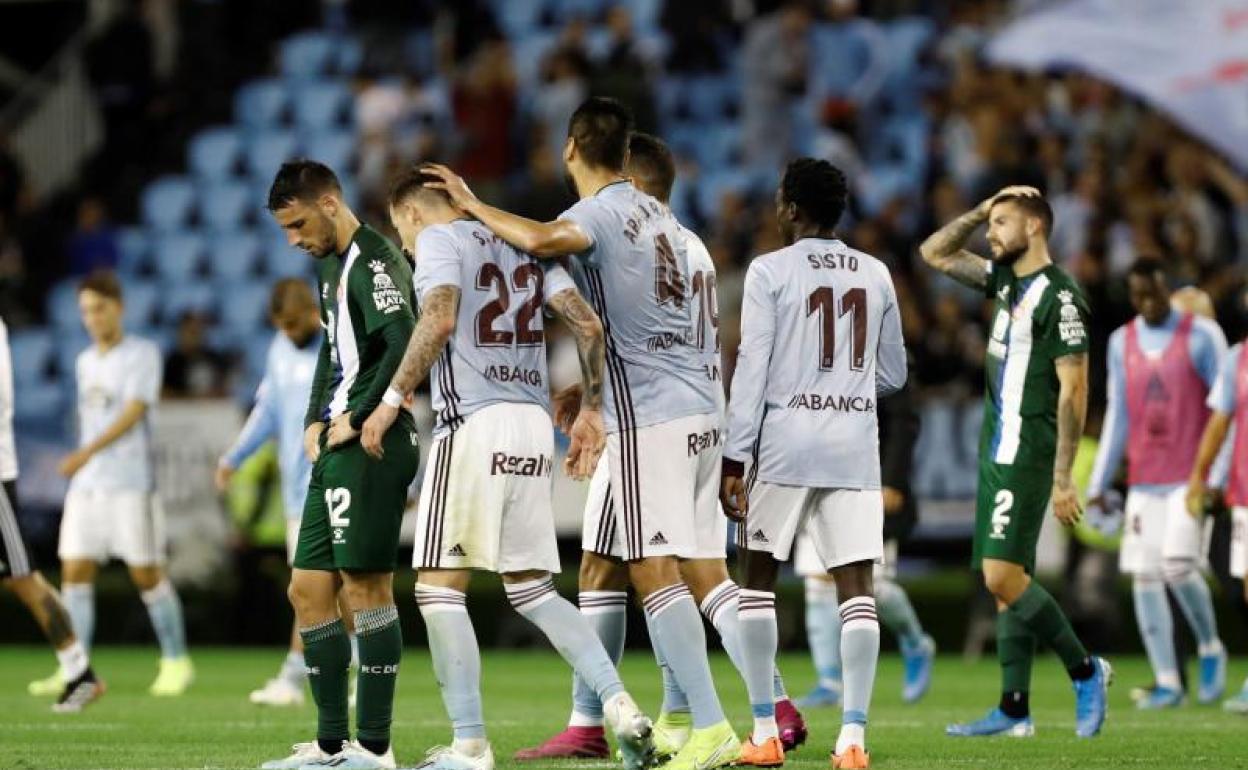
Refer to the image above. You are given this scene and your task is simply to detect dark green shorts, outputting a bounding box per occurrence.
[294,422,420,573]
[971,462,1051,573]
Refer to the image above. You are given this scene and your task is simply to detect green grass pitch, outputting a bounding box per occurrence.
[4,647,1248,769]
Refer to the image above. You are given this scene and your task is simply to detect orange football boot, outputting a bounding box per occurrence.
[831,745,869,769]
[738,735,785,767]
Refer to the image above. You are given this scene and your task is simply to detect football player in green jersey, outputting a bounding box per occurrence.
[920,186,1111,739]
[261,160,419,770]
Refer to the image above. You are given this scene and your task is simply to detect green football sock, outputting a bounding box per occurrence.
[1008,581,1090,677]
[996,609,1035,716]
[300,618,351,748]
[354,605,403,753]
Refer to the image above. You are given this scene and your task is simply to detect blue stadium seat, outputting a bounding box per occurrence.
[687,75,740,122]
[123,280,161,328]
[696,170,754,221]
[302,129,356,171]
[55,334,88,381]
[261,235,307,277]
[291,81,352,131]
[141,176,196,232]
[552,0,608,21]
[9,328,55,385]
[188,126,243,181]
[244,130,300,182]
[199,180,253,230]
[693,123,741,170]
[161,282,218,323]
[280,31,337,80]
[235,79,289,129]
[207,229,261,280]
[116,227,149,275]
[150,232,206,281]
[47,281,80,331]
[809,21,874,101]
[627,0,663,31]
[493,0,547,37]
[512,33,558,86]
[13,379,62,424]
[856,164,914,217]
[218,279,272,332]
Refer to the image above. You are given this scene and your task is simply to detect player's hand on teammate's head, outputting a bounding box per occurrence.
[326,412,359,448]
[720,475,747,522]
[552,384,583,435]
[564,407,605,480]
[303,422,325,462]
[420,163,478,210]
[1050,477,1082,526]
[361,403,399,460]
[57,449,91,478]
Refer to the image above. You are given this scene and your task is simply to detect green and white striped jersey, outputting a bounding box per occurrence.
[980,262,1089,471]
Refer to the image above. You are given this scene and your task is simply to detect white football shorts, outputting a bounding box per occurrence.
[1120,486,1206,574]
[1230,506,1247,579]
[58,488,167,566]
[741,481,883,570]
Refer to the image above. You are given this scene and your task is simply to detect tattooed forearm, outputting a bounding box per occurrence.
[1053,353,1088,481]
[38,594,75,647]
[390,285,460,396]
[548,288,604,410]
[919,209,990,289]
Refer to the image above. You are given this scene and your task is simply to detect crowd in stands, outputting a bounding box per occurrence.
[4,0,1248,504]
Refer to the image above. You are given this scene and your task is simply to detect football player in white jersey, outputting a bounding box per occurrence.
[722,159,907,769]
[43,271,193,696]
[360,166,653,770]
[518,132,805,765]
[424,98,740,770]
[1,316,103,711]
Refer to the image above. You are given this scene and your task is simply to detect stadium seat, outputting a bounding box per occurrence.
[244,130,300,182]
[150,232,206,281]
[235,79,289,129]
[302,129,356,172]
[261,235,307,277]
[116,227,149,275]
[46,281,80,330]
[123,280,161,328]
[334,36,364,76]
[280,31,337,80]
[627,0,663,31]
[552,0,608,22]
[161,283,218,323]
[141,176,196,232]
[188,126,243,181]
[696,170,755,221]
[13,378,62,424]
[9,328,55,385]
[512,33,558,86]
[199,180,253,230]
[206,229,261,280]
[55,335,87,381]
[493,0,547,38]
[693,122,742,170]
[687,75,740,122]
[218,280,272,332]
[291,80,352,131]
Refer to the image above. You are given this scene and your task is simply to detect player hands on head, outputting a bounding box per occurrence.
[262,159,420,770]
[920,186,1112,739]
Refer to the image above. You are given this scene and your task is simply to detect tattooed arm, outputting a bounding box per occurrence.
[918,186,1042,290]
[1051,352,1089,525]
[546,288,604,411]
[917,206,991,289]
[357,285,459,459]
[545,287,606,479]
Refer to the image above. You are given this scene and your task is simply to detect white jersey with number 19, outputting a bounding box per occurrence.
[560,181,718,433]
[725,237,906,489]
[681,224,725,412]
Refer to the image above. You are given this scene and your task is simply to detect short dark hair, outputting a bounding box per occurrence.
[78,270,122,301]
[267,159,342,212]
[269,277,316,316]
[1127,256,1169,283]
[781,157,848,230]
[387,164,449,208]
[626,132,676,203]
[992,193,1054,236]
[568,97,633,171]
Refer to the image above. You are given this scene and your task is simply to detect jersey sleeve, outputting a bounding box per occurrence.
[1087,329,1127,498]
[541,259,578,302]
[1207,345,1240,414]
[557,198,610,266]
[875,271,907,396]
[122,344,162,405]
[1040,279,1090,359]
[1190,318,1229,387]
[724,261,776,466]
[413,226,463,299]
[355,250,416,335]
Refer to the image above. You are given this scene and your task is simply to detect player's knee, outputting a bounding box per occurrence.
[61,560,96,584]
[740,550,781,591]
[341,575,394,611]
[628,556,681,597]
[127,565,163,592]
[578,552,628,592]
[1133,570,1165,588]
[831,561,874,601]
[982,565,1026,603]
